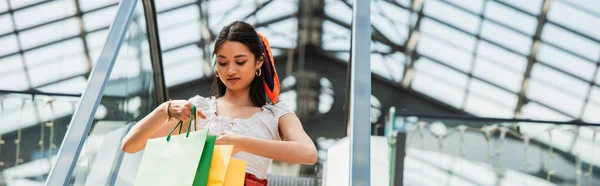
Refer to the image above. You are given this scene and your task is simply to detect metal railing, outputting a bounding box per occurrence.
[44,0,140,185]
[386,107,600,186]
[267,175,318,186]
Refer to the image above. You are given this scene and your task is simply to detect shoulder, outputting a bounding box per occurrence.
[187,95,217,115]
[187,95,212,105]
[263,101,295,119]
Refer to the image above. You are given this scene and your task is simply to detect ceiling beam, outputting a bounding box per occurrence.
[400,0,425,88]
[514,0,552,118]
[460,1,489,110]
[243,0,274,22]
[0,26,108,61]
[0,0,52,16]
[254,13,297,28]
[297,0,325,71]
[0,3,117,39]
[73,0,94,75]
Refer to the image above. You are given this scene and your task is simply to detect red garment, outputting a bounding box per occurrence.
[245,173,268,186]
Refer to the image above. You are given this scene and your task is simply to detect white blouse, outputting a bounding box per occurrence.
[188,95,294,179]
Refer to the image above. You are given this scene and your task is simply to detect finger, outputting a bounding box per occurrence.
[178,110,189,120]
[215,135,224,142]
[185,101,194,109]
[180,110,191,120]
[196,110,206,120]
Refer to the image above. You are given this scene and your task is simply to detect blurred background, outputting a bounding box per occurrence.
[0,0,599,185]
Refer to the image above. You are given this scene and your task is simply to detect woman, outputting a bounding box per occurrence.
[121,21,318,185]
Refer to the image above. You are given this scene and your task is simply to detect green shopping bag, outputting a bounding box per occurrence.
[134,106,210,186]
[195,135,216,185]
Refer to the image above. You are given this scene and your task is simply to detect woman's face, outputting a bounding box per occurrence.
[215,41,263,91]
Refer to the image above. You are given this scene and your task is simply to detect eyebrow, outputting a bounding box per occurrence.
[216,54,248,59]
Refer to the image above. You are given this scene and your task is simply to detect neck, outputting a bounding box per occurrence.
[222,87,253,106]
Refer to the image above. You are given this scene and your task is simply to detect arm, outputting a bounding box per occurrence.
[121,100,205,153]
[217,113,318,165]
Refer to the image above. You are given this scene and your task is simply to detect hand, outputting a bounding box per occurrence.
[216,131,244,155]
[164,100,207,122]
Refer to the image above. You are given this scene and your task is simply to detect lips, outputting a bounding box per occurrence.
[227,78,240,84]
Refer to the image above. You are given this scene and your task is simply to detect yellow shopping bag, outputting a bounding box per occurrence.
[208,145,247,186]
[208,145,233,186]
[223,158,247,186]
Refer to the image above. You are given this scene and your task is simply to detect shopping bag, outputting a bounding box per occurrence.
[208,145,234,186]
[208,145,248,186]
[223,158,247,186]
[134,106,209,186]
[194,135,216,185]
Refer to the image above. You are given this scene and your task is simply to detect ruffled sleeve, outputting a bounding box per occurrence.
[187,95,217,127]
[262,101,295,141]
[266,101,295,120]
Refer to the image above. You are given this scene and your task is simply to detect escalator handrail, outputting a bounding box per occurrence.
[45,0,140,185]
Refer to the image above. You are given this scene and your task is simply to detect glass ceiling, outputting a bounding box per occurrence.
[321,0,600,123]
[0,0,299,93]
[154,0,298,87]
[0,0,299,135]
[1,0,600,131]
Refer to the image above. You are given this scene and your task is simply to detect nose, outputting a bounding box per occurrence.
[226,66,236,76]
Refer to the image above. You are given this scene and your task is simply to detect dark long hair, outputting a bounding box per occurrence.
[210,21,267,107]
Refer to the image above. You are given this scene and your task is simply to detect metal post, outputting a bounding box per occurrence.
[394,133,406,186]
[388,107,405,186]
[388,107,396,186]
[141,0,169,104]
[45,0,139,185]
[348,0,371,185]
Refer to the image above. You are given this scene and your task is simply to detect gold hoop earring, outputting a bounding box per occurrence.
[256,69,262,77]
[215,71,219,77]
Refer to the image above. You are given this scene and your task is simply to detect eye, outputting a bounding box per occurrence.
[236,61,247,65]
[218,62,227,66]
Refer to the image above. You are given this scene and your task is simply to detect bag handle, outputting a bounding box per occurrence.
[166,105,198,142]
